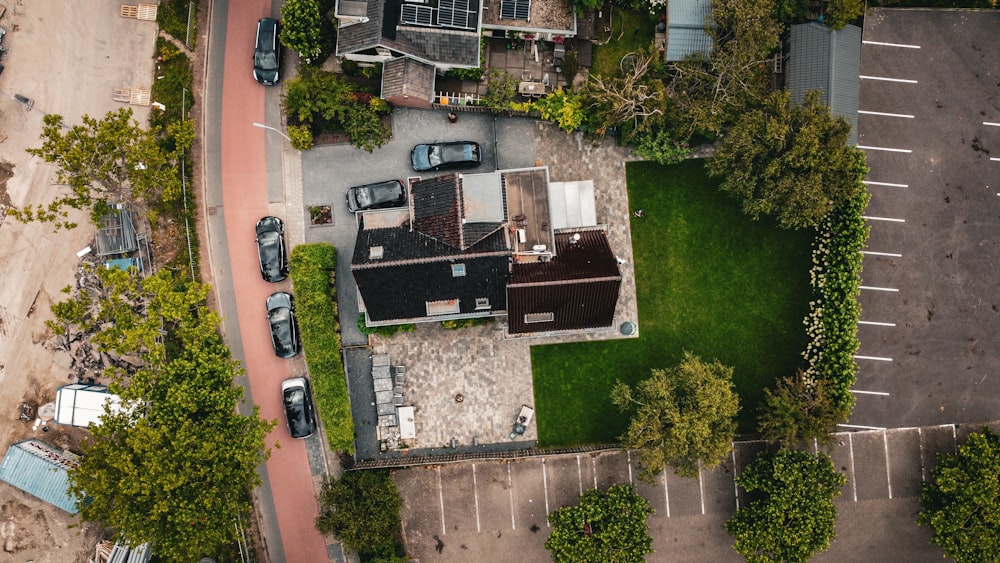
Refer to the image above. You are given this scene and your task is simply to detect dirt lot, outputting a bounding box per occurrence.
[0,1,156,560]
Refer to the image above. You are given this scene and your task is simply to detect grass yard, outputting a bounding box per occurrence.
[532,160,814,446]
[590,8,656,78]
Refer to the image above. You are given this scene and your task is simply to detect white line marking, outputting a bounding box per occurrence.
[592,456,598,489]
[854,355,894,362]
[851,389,891,396]
[863,180,909,187]
[883,431,893,499]
[858,145,913,153]
[859,320,896,327]
[472,464,481,533]
[542,459,551,526]
[918,429,926,482]
[731,450,740,511]
[627,450,633,485]
[813,438,819,454]
[698,461,705,515]
[862,251,902,257]
[863,40,921,49]
[576,456,583,496]
[663,469,670,518]
[507,463,516,530]
[848,434,858,502]
[437,467,447,535]
[860,75,918,83]
[983,122,1000,127]
[839,423,888,430]
[862,215,906,223]
[991,157,1000,162]
[859,110,915,119]
[951,425,957,454]
[860,285,899,292]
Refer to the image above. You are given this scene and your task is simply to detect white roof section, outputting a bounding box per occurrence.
[397,406,416,440]
[461,172,505,222]
[547,180,596,229]
[55,384,122,427]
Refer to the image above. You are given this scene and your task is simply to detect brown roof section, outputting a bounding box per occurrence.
[382,57,436,108]
[410,174,463,249]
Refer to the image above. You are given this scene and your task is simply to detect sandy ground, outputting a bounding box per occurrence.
[0,1,156,560]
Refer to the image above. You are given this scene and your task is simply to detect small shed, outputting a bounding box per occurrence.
[787,23,862,144]
[665,0,714,62]
[0,440,80,514]
[55,384,123,427]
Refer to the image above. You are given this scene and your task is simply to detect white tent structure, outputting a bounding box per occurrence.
[55,384,123,427]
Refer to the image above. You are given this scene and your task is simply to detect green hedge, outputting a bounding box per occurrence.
[801,190,870,416]
[290,244,354,452]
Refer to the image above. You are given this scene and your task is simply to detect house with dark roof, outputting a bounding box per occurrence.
[787,23,862,144]
[351,167,622,335]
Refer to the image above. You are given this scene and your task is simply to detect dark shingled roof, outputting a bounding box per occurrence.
[788,23,862,145]
[335,1,385,55]
[506,229,622,334]
[412,174,463,249]
[352,222,508,267]
[381,57,437,106]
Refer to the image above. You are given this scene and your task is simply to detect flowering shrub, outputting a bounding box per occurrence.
[800,189,870,417]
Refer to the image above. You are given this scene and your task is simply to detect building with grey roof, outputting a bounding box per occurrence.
[665,0,713,62]
[0,440,80,514]
[787,23,862,145]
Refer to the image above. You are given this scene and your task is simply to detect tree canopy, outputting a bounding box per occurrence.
[612,352,740,480]
[725,449,846,562]
[60,268,273,562]
[757,371,846,448]
[280,0,323,64]
[707,89,867,229]
[918,428,1000,562]
[545,484,654,563]
[14,108,185,228]
[316,470,404,558]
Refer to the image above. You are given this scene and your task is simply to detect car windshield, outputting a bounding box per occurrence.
[284,388,304,408]
[439,143,472,164]
[258,232,280,268]
[255,50,277,70]
[270,309,293,352]
[426,145,443,167]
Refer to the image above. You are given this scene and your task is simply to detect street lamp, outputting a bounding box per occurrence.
[252,121,292,142]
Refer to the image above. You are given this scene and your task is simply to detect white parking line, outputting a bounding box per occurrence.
[627,450,633,485]
[859,110,915,119]
[542,459,551,526]
[839,423,888,430]
[858,145,913,153]
[859,320,896,327]
[851,389,891,396]
[863,40,921,49]
[437,467,447,535]
[848,434,858,502]
[983,122,1000,127]
[991,157,1000,162]
[472,464,481,533]
[862,215,906,223]
[731,450,739,511]
[862,250,902,257]
[592,456,598,490]
[860,285,899,292]
[698,461,705,515]
[860,75,918,83]
[662,469,670,518]
[883,431,893,499]
[576,456,583,496]
[863,180,909,187]
[507,464,516,530]
[918,428,926,482]
[854,355,893,362]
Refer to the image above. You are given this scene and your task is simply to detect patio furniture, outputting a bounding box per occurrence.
[518,81,545,97]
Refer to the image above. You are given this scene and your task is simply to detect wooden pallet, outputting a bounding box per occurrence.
[119,4,137,18]
[120,4,156,20]
[113,88,151,106]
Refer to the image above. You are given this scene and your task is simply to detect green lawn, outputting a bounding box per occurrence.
[532,160,814,446]
[590,8,655,79]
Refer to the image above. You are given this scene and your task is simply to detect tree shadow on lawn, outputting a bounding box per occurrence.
[532,159,814,446]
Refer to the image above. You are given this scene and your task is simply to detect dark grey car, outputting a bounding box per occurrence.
[281,377,316,439]
[346,179,407,212]
[255,216,287,282]
[253,18,280,85]
[266,292,300,358]
[410,141,482,172]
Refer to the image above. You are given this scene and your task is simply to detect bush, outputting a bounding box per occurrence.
[289,244,355,452]
[630,127,692,165]
[357,313,415,337]
[288,124,314,151]
[440,317,492,330]
[316,470,405,559]
[150,38,194,132]
[156,0,197,47]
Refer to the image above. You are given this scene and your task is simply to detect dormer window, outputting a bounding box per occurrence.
[452,263,466,277]
[524,312,554,323]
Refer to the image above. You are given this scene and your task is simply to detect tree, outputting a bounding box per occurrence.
[825,0,866,30]
[280,0,323,64]
[61,268,274,561]
[483,67,519,113]
[12,108,184,228]
[545,484,653,563]
[918,428,1000,561]
[533,87,586,133]
[726,449,846,562]
[757,371,848,448]
[316,470,404,558]
[707,90,867,229]
[585,48,668,135]
[612,352,739,480]
[630,127,692,165]
[343,97,392,152]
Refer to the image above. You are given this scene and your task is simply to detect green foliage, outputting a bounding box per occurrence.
[288,124,314,151]
[800,189,869,416]
[440,317,492,330]
[483,67,519,113]
[545,484,653,562]
[825,0,866,29]
[62,269,274,562]
[289,244,355,452]
[150,38,194,131]
[316,470,404,557]
[590,10,653,79]
[282,69,392,151]
[585,48,668,135]
[612,352,739,480]
[774,0,809,20]
[570,0,603,10]
[757,371,844,447]
[919,429,1000,561]
[445,35,488,81]
[707,90,867,229]
[560,49,580,85]
[343,98,392,153]
[280,0,324,64]
[533,88,586,132]
[630,127,692,165]
[726,449,846,562]
[156,0,197,46]
[357,313,416,337]
[13,108,183,229]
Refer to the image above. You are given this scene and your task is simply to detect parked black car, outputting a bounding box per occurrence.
[346,179,407,212]
[410,141,482,172]
[255,216,287,282]
[253,18,280,85]
[266,292,300,358]
[281,377,316,439]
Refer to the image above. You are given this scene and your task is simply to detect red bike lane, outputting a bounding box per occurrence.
[218,3,328,561]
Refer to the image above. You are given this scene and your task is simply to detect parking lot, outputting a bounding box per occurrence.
[849,9,1000,430]
[396,422,1000,561]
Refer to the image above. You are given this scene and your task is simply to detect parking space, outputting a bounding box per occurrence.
[851,9,1000,429]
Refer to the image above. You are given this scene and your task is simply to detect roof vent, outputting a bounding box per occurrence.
[531,244,547,252]
[570,233,581,244]
[369,246,384,260]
